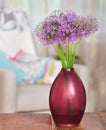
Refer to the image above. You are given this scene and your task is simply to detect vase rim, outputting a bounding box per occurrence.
[61,68,74,71]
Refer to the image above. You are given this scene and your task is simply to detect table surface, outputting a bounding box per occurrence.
[54,112,106,130]
[0,113,52,130]
[0,112,106,130]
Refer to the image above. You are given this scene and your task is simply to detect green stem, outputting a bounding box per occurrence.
[65,43,73,68]
[65,44,70,67]
[53,40,81,69]
[69,43,73,68]
[72,40,80,68]
[54,44,66,68]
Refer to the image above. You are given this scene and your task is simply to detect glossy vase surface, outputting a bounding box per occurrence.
[49,68,86,127]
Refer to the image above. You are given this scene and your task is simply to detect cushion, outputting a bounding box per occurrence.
[0,51,24,84]
[0,9,37,57]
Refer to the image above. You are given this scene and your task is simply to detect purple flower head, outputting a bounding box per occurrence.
[35,10,99,68]
[35,10,99,46]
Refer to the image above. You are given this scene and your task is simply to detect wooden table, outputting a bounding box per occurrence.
[0,112,106,130]
[0,113,52,130]
[54,112,106,130]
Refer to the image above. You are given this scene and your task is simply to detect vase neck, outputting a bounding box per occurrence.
[62,68,74,71]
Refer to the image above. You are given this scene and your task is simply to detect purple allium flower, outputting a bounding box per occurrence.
[35,10,98,46]
[35,10,99,68]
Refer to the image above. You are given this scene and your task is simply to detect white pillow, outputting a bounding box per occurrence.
[0,30,37,57]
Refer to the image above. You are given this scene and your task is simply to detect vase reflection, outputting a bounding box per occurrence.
[54,125,84,130]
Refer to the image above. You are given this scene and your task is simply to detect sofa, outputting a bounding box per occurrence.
[0,64,90,113]
[0,9,92,113]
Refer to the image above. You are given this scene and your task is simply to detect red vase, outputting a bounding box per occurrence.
[49,68,86,127]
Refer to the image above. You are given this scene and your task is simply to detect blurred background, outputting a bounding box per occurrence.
[0,0,106,112]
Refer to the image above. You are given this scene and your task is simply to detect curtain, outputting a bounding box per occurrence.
[0,0,11,9]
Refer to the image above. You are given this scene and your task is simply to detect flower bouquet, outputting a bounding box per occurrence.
[35,10,98,68]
